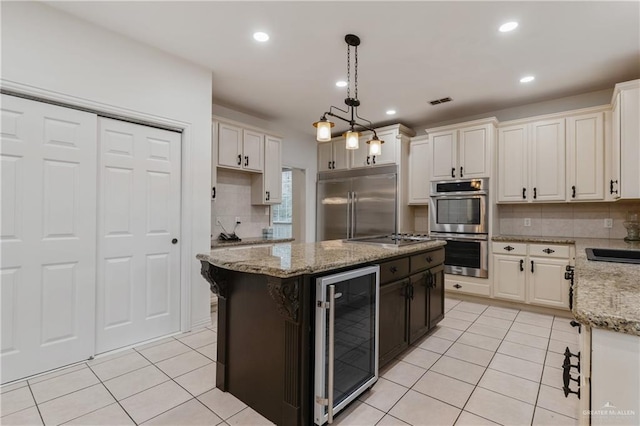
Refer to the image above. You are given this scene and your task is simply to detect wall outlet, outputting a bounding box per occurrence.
[524,218,531,227]
[604,218,613,228]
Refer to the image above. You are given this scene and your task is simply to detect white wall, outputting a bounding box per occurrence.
[212,104,318,242]
[1,2,213,328]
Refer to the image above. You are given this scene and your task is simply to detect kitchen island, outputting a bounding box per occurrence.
[197,239,446,426]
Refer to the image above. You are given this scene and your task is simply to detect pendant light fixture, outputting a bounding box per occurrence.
[313,34,383,155]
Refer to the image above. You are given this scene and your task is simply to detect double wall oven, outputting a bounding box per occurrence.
[430,179,489,278]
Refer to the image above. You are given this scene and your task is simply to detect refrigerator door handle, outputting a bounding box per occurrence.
[351,192,357,238]
[346,192,351,239]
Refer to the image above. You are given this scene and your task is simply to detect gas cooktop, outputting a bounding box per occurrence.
[346,233,431,246]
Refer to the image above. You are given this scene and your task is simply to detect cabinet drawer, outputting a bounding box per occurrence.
[445,279,490,296]
[492,242,527,255]
[379,258,410,284]
[529,243,570,258]
[410,249,445,273]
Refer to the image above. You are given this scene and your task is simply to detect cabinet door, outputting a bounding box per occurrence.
[567,112,604,201]
[408,272,429,344]
[497,125,528,202]
[318,142,333,172]
[379,279,409,367]
[493,254,526,302]
[408,140,430,204]
[242,129,263,172]
[371,129,398,166]
[608,97,621,200]
[620,85,640,198]
[350,133,371,169]
[428,265,444,329]
[211,122,218,202]
[459,125,490,179]
[264,136,282,204]
[218,123,242,169]
[530,119,566,202]
[430,130,458,180]
[332,139,349,171]
[528,257,569,309]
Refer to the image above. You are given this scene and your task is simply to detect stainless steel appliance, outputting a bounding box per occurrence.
[346,233,430,247]
[429,178,488,234]
[430,178,489,278]
[314,265,380,425]
[317,165,397,241]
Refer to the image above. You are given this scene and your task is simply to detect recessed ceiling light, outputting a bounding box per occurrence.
[499,22,518,32]
[386,110,396,115]
[253,32,269,42]
[336,81,348,88]
[520,75,535,83]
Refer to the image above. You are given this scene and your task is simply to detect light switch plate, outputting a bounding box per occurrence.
[604,218,613,228]
[524,218,531,227]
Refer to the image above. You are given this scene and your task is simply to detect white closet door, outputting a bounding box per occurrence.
[96,118,181,353]
[1,95,97,383]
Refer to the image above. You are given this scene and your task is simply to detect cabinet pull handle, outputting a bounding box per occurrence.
[451,167,455,178]
[328,161,332,169]
[366,156,370,165]
[372,156,376,165]
[266,191,270,201]
[504,245,515,251]
[610,179,618,195]
[571,185,576,198]
[542,248,555,254]
[453,283,462,289]
[519,259,524,271]
[570,320,581,334]
[460,166,463,177]
[522,188,527,199]
[425,256,432,263]
[533,187,537,199]
[212,186,216,200]
[389,266,398,274]
[244,156,249,167]
[562,354,581,400]
[531,260,535,273]
[332,161,335,169]
[237,154,242,166]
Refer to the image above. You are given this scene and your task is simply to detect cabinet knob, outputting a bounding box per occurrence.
[425,256,432,263]
[389,266,398,273]
[542,248,555,254]
[504,245,515,251]
[453,283,462,289]
[172,238,178,244]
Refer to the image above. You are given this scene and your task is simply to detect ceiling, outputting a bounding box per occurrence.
[48,1,640,137]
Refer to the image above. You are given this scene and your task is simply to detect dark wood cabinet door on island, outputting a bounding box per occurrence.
[429,264,445,328]
[379,278,409,366]
[408,272,429,344]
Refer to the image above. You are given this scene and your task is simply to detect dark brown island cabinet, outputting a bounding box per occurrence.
[199,244,445,426]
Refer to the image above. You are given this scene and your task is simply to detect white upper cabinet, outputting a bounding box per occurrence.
[350,128,399,168]
[242,129,264,172]
[613,80,640,199]
[318,138,349,171]
[252,135,282,205]
[216,122,263,172]
[497,125,528,202]
[566,112,604,201]
[427,119,496,181]
[408,137,430,204]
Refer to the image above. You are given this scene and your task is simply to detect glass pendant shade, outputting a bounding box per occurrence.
[345,130,360,150]
[314,120,334,142]
[368,138,382,156]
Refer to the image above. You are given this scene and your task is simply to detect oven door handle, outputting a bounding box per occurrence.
[429,193,487,199]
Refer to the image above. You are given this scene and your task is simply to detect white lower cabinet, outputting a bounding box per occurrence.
[492,242,572,309]
[445,276,491,297]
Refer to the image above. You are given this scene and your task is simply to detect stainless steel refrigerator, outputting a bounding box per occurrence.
[316,165,397,241]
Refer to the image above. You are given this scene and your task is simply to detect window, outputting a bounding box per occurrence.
[272,169,292,238]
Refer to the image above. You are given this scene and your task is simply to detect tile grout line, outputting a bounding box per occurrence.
[25,380,46,426]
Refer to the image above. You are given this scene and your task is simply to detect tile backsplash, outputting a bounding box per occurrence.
[498,201,640,239]
[212,169,270,240]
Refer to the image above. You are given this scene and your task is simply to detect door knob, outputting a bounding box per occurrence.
[172,238,178,244]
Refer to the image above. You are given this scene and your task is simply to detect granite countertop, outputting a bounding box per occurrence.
[198,239,446,279]
[492,235,577,245]
[211,236,294,248]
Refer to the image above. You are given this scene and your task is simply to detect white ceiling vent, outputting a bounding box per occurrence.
[429,97,452,105]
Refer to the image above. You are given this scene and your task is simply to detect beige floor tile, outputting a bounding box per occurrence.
[197,343,217,361]
[30,367,99,404]
[397,346,440,370]
[497,341,546,364]
[412,370,474,408]
[544,351,567,369]
[453,302,488,314]
[547,338,578,355]
[550,329,579,344]
[137,340,192,363]
[455,411,500,425]
[178,329,218,349]
[465,324,508,340]
[87,349,136,367]
[27,364,87,385]
[474,315,513,330]
[457,332,501,352]
[197,388,247,420]
[504,330,549,350]
[380,360,426,388]
[478,368,540,404]
[0,406,43,425]
[536,384,580,419]
[174,363,216,397]
[445,310,480,322]
[332,401,385,426]
[541,365,566,390]
[134,337,177,352]
[103,365,170,400]
[90,351,150,381]
[444,298,462,312]
[430,356,486,385]
[510,322,551,338]
[223,407,274,425]
[38,384,115,425]
[0,386,36,417]
[0,381,28,394]
[552,318,578,333]
[120,381,191,424]
[64,402,134,425]
[389,390,460,426]
[417,335,454,354]
[514,312,554,328]
[143,399,222,425]
[489,353,543,382]
[532,406,579,425]
[438,317,473,331]
[445,342,494,367]
[482,306,519,321]
[155,351,211,378]
[428,326,464,341]
[376,414,409,425]
[465,387,535,425]
[358,378,408,412]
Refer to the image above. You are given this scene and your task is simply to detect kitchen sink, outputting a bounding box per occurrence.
[585,248,640,264]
